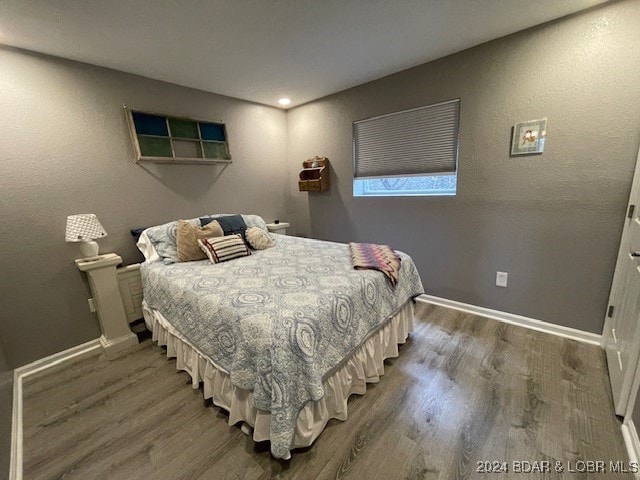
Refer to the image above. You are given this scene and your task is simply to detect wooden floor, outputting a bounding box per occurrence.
[22,304,630,479]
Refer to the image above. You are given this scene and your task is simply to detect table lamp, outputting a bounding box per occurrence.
[65,214,107,260]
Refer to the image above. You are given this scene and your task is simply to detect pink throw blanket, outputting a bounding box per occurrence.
[349,242,401,287]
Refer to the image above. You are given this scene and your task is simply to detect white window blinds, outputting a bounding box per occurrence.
[353,99,460,179]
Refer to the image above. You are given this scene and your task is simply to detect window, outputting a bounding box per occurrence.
[353,99,459,197]
[353,174,456,197]
[125,107,231,164]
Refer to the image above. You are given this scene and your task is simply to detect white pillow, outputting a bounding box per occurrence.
[142,217,201,264]
[136,230,161,263]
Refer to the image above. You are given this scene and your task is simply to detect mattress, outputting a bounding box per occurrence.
[141,234,424,458]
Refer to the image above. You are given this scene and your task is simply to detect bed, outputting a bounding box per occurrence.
[138,216,424,459]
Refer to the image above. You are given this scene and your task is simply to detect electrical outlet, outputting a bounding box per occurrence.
[88,298,96,313]
[496,271,508,287]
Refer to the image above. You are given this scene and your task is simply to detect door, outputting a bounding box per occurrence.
[604,144,640,415]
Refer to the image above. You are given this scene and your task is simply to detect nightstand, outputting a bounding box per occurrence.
[117,263,143,323]
[76,253,138,358]
[266,222,290,235]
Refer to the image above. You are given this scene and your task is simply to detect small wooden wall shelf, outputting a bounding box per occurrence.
[298,157,330,192]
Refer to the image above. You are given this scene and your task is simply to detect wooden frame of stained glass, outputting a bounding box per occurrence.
[124,106,232,164]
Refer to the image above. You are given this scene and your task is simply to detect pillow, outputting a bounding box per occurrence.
[176,219,224,262]
[241,214,269,233]
[245,227,274,250]
[201,214,269,233]
[213,215,248,238]
[130,227,148,242]
[136,230,161,263]
[198,234,251,263]
[145,218,200,264]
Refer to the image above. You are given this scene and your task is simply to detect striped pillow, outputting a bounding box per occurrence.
[198,234,251,264]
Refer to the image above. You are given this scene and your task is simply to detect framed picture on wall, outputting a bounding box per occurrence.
[511,118,547,155]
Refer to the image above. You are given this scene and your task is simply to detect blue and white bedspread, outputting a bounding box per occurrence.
[141,235,424,458]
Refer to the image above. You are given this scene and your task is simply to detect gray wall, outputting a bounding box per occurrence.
[0,339,11,478]
[633,390,640,431]
[0,46,289,369]
[0,383,10,479]
[287,0,640,334]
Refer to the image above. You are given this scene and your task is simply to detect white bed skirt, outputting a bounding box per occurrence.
[142,300,414,451]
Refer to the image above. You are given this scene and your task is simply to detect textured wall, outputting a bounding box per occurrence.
[287,0,640,333]
[633,388,640,431]
[0,47,289,368]
[0,386,10,480]
[0,338,10,478]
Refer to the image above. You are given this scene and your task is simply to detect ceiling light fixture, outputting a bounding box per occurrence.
[278,97,291,106]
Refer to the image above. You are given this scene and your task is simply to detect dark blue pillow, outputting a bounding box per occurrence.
[211,215,248,238]
[130,227,148,241]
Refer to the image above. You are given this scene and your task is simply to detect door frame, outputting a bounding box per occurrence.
[604,143,640,416]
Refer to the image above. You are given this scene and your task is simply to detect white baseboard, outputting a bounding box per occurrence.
[9,339,101,480]
[100,333,139,358]
[418,295,602,347]
[622,420,640,478]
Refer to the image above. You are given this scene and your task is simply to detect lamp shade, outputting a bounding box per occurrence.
[65,214,107,242]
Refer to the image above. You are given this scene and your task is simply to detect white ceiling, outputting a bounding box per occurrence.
[0,0,607,108]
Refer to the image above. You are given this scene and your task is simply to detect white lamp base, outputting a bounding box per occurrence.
[79,240,100,260]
